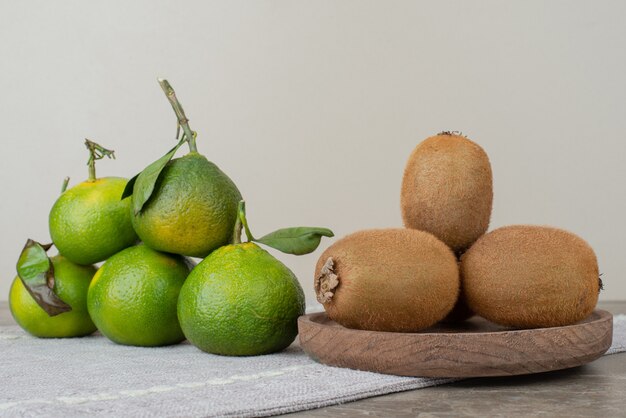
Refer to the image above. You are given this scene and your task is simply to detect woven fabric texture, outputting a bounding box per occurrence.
[1,315,624,417]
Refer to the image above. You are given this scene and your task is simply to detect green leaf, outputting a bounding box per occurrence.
[130,138,186,214]
[254,227,334,255]
[16,239,71,316]
[120,173,139,200]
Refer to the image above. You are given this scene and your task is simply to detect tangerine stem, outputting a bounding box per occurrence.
[88,157,96,181]
[232,217,242,244]
[239,200,255,241]
[232,201,245,244]
[158,78,198,153]
[61,177,69,193]
[85,139,115,181]
[232,200,255,244]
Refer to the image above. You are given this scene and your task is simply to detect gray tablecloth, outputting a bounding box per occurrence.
[1,315,624,417]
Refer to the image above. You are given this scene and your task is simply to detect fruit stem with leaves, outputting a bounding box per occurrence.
[158,78,198,153]
[232,201,255,244]
[85,139,115,181]
[231,200,334,255]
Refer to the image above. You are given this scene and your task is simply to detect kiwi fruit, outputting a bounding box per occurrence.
[401,132,493,253]
[461,225,600,328]
[314,228,459,332]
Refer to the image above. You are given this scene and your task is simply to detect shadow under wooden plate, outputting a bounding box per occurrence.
[298,310,613,378]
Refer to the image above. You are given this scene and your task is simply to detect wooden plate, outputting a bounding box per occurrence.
[298,310,613,377]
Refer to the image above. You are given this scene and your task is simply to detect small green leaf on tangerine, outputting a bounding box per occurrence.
[121,173,139,200]
[130,138,186,214]
[254,227,334,255]
[16,239,71,316]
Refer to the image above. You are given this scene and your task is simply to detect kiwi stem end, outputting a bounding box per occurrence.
[315,257,339,304]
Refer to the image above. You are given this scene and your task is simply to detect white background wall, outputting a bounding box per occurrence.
[1,1,624,306]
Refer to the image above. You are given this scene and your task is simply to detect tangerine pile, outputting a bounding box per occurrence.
[10,79,332,356]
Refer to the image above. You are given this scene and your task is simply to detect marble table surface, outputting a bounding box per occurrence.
[2,301,624,417]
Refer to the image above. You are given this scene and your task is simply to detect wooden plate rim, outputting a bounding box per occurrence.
[298,309,613,378]
[299,309,612,338]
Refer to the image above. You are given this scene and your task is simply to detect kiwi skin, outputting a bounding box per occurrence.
[461,225,600,328]
[401,132,493,253]
[314,228,459,332]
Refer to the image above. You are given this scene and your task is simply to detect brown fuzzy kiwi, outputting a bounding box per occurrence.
[314,228,459,332]
[461,225,600,328]
[401,132,493,253]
